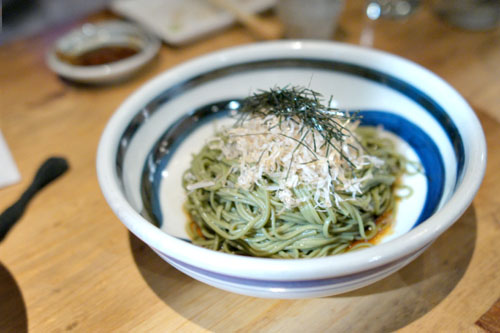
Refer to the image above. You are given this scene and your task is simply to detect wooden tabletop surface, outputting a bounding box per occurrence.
[1,2,500,332]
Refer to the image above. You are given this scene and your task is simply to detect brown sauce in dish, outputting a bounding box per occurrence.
[57,45,140,66]
[347,179,405,249]
[347,209,395,250]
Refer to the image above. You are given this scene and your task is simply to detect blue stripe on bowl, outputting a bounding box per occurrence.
[116,58,464,188]
[141,100,234,224]
[325,61,464,179]
[358,111,445,226]
[156,245,423,290]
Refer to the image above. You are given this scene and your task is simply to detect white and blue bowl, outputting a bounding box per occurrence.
[97,41,486,298]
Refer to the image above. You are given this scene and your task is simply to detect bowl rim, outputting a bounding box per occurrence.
[97,40,486,281]
[46,20,160,83]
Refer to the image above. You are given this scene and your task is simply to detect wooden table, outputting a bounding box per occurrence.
[1,2,500,332]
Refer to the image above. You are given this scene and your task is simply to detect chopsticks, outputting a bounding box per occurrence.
[208,0,283,40]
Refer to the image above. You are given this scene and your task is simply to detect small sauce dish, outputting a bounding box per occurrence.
[46,20,160,84]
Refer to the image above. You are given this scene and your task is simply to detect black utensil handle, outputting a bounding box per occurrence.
[0,157,69,242]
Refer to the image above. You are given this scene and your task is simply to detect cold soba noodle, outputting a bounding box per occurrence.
[182,87,412,258]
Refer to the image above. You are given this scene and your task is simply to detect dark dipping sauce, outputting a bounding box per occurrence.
[57,45,140,66]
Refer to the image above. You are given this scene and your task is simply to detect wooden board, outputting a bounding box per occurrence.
[1,3,500,332]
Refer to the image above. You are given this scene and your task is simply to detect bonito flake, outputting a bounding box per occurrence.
[201,114,384,209]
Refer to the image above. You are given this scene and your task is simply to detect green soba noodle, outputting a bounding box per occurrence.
[182,87,413,258]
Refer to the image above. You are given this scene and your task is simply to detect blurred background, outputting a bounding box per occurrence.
[2,0,499,45]
[1,0,109,44]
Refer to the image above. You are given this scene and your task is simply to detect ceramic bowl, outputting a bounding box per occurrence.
[97,41,486,298]
[46,20,160,84]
